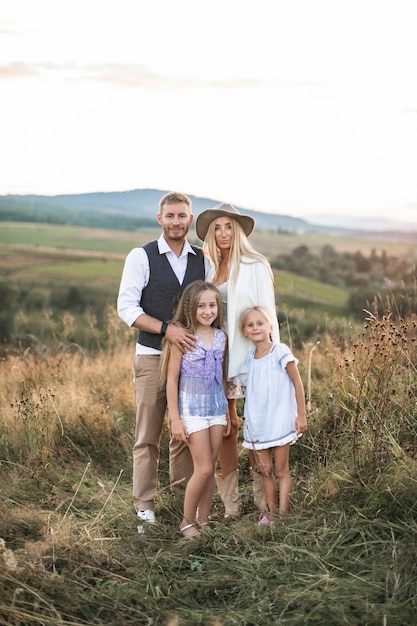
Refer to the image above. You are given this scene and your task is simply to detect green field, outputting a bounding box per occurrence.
[0,222,155,255]
[276,270,348,304]
[2,222,417,625]
[2,221,417,257]
[1,221,415,333]
[0,250,348,319]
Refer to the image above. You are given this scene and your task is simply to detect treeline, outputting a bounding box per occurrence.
[271,244,417,317]
[0,197,155,231]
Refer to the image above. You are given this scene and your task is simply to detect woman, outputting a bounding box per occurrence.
[195,203,280,517]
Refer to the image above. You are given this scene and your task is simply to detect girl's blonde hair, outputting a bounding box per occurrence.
[159,281,223,385]
[239,305,275,335]
[203,218,274,286]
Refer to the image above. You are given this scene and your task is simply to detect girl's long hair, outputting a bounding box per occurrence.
[203,218,274,286]
[159,281,223,386]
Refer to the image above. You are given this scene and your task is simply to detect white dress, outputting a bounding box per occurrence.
[208,259,279,381]
[243,343,301,450]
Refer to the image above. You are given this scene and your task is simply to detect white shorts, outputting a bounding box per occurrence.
[182,414,227,436]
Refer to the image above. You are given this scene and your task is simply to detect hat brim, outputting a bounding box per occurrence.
[195,208,255,241]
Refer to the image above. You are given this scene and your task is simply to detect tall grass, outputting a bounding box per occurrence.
[1,308,417,624]
[1,308,134,469]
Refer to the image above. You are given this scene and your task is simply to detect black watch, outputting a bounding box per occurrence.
[160,321,168,336]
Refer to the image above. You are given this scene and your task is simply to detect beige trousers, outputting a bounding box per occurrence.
[132,355,193,511]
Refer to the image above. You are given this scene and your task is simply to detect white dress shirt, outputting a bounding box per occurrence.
[117,234,211,355]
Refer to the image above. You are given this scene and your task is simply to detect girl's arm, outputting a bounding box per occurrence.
[286,361,308,435]
[166,346,189,442]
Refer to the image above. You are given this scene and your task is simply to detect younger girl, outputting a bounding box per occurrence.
[240,306,307,525]
[161,281,230,538]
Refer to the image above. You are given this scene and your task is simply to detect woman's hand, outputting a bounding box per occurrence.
[228,412,240,438]
[165,323,197,353]
[223,411,231,437]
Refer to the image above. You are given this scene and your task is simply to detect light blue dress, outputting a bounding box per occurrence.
[243,343,301,450]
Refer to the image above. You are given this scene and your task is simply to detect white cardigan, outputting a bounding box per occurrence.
[210,258,280,379]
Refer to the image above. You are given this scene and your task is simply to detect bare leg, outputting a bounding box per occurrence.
[181,425,224,535]
[257,448,278,521]
[274,444,292,514]
[197,425,225,522]
[218,398,239,477]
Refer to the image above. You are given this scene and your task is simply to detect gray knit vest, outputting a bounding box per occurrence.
[138,240,205,350]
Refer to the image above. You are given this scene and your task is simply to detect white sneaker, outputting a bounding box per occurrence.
[137,509,155,534]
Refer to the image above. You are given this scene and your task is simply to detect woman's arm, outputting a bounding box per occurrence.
[222,335,231,437]
[255,262,280,342]
[286,361,308,435]
[166,346,189,442]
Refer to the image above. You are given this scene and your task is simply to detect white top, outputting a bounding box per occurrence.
[208,258,279,379]
[243,343,301,450]
[217,281,228,331]
[117,234,212,355]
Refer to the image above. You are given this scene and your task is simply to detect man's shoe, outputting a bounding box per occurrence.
[137,509,155,534]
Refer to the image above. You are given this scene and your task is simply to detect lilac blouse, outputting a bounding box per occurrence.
[178,328,227,419]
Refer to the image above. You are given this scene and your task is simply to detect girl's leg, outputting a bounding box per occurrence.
[273,444,292,514]
[257,448,278,520]
[182,429,212,530]
[218,398,239,477]
[197,425,225,523]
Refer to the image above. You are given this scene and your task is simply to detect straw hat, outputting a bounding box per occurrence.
[195,203,255,241]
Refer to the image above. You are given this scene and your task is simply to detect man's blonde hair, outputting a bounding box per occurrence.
[159,192,191,213]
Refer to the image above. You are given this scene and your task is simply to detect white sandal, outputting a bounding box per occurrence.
[180,523,201,538]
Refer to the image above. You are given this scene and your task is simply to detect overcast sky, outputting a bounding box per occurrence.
[1,0,417,223]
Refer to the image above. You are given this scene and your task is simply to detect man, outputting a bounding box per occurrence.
[117,191,211,532]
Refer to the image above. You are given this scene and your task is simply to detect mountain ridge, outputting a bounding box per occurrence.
[1,188,416,238]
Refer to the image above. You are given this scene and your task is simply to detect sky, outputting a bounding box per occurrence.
[1,0,417,225]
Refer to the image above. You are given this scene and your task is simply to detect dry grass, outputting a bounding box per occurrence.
[1,309,417,624]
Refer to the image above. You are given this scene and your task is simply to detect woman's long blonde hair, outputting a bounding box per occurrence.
[203,218,274,286]
[159,281,223,386]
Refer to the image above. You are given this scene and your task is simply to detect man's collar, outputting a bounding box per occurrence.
[158,235,196,256]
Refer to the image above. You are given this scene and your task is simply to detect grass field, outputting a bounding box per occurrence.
[0,223,355,317]
[1,311,417,624]
[0,245,349,322]
[2,220,414,310]
[2,221,417,258]
[1,221,417,623]
[275,271,348,307]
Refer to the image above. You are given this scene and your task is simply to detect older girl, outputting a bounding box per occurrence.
[161,281,230,538]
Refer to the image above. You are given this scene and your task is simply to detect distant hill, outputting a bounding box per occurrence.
[0,188,320,235]
[1,189,416,240]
